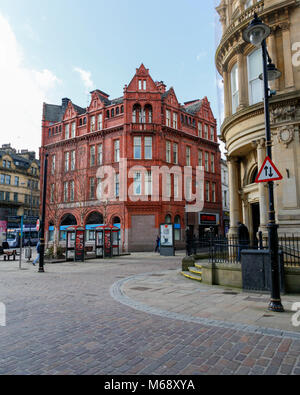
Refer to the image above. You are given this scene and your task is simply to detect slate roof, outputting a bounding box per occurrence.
[43,102,86,123]
[0,150,38,170]
[43,94,124,123]
[183,100,203,115]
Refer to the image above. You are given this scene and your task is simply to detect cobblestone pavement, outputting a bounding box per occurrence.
[0,253,300,375]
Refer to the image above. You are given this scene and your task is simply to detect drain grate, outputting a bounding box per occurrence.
[223,291,238,295]
[130,287,151,291]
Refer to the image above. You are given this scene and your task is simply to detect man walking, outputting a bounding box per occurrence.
[32,240,41,266]
[155,235,160,253]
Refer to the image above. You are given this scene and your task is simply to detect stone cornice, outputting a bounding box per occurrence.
[220,90,300,141]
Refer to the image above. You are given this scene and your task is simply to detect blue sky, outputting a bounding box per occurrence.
[0,0,223,154]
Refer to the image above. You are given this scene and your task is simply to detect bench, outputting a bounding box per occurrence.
[3,250,17,261]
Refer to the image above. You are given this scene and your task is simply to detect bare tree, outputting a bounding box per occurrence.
[76,146,91,227]
[46,175,64,258]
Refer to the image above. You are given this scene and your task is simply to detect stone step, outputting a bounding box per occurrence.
[189,267,203,276]
[181,271,202,282]
[195,263,203,270]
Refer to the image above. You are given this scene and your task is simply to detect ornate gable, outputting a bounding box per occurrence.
[126,64,159,93]
[163,87,179,107]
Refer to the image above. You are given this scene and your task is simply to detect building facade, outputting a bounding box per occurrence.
[0,144,40,230]
[41,64,222,252]
[216,0,300,241]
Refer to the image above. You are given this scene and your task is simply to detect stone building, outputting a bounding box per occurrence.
[40,64,222,252]
[216,0,300,241]
[0,144,40,229]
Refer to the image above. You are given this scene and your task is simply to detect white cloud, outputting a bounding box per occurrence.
[0,13,61,156]
[73,67,94,93]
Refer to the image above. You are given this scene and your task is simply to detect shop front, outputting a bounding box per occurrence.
[198,212,220,237]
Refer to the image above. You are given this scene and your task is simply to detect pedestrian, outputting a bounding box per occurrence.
[237,222,250,262]
[155,235,160,253]
[33,240,41,266]
[192,234,197,255]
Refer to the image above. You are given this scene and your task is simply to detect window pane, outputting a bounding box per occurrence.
[134,137,141,159]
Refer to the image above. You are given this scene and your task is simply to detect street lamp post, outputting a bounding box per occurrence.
[38,153,49,273]
[243,13,284,312]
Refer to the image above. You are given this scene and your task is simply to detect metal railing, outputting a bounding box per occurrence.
[279,234,300,267]
[186,232,300,268]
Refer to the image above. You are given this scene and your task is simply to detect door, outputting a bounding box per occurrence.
[251,203,260,246]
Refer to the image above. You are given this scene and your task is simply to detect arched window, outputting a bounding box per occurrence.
[83,117,87,125]
[59,214,77,241]
[111,108,114,118]
[85,212,104,241]
[250,167,258,184]
[116,107,120,116]
[85,211,104,225]
[106,110,110,119]
[139,108,145,123]
[165,214,172,224]
[174,215,181,241]
[113,216,121,225]
[121,105,124,113]
[79,119,82,126]
[145,104,153,123]
[132,104,141,123]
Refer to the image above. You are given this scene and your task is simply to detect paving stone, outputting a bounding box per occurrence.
[0,253,300,375]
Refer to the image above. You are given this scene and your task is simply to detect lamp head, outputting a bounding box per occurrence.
[242,13,271,46]
[259,62,282,81]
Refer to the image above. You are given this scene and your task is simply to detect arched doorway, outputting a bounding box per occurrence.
[60,214,77,226]
[165,214,172,224]
[113,216,121,226]
[86,212,104,225]
[85,211,104,242]
[60,214,77,241]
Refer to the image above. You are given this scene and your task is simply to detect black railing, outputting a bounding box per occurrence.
[187,233,300,268]
[210,237,262,265]
[279,234,300,267]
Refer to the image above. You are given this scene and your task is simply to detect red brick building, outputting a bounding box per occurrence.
[40,64,222,252]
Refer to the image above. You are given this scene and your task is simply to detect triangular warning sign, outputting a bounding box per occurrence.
[255,156,283,183]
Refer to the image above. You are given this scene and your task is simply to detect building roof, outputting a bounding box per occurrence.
[0,150,39,170]
[183,100,203,115]
[43,102,86,123]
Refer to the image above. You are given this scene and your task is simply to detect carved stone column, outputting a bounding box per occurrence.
[267,30,279,91]
[227,156,240,236]
[281,22,294,89]
[236,45,248,111]
[222,65,231,118]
